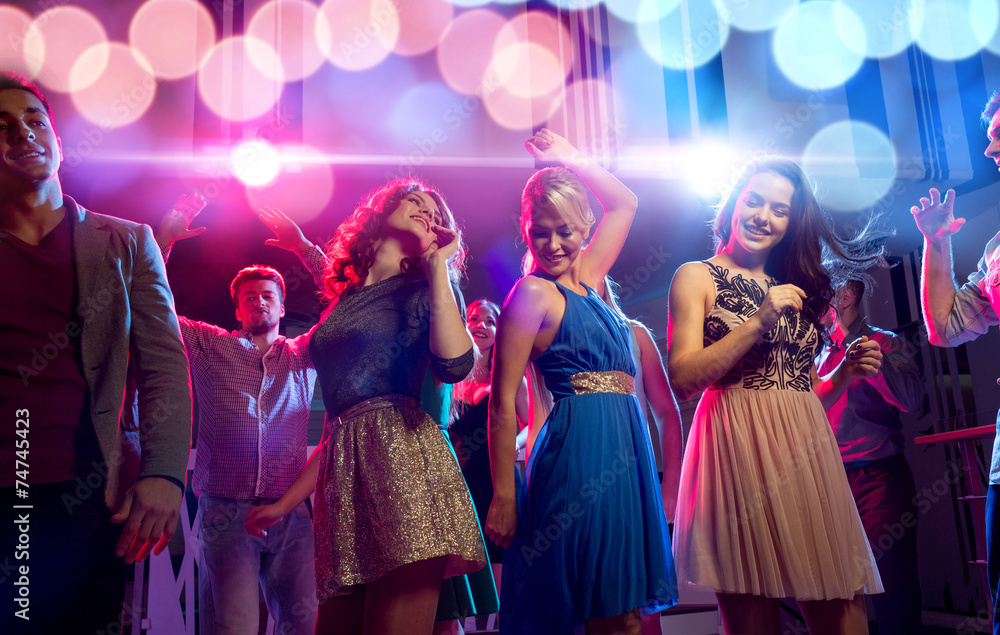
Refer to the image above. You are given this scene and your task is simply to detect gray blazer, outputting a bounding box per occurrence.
[69,196,192,511]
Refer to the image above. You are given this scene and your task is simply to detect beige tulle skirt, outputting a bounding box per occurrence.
[673,387,883,600]
[313,395,486,601]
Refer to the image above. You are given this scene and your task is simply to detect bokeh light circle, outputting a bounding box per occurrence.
[801,120,897,212]
[606,0,679,23]
[483,84,562,131]
[385,82,462,145]
[489,43,564,99]
[248,0,326,82]
[0,7,34,76]
[315,0,400,71]
[69,43,157,129]
[393,0,454,57]
[637,0,730,70]
[834,0,914,58]
[246,145,334,225]
[494,11,572,79]
[714,0,797,32]
[544,0,602,10]
[910,0,998,61]
[25,6,108,92]
[773,1,865,90]
[198,37,284,122]
[130,0,216,80]
[437,9,507,96]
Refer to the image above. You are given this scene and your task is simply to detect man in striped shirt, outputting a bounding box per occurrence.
[157,195,319,635]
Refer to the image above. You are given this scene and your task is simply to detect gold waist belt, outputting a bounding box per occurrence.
[570,370,635,396]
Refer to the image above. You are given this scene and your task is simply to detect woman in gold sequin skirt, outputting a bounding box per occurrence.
[245,179,486,634]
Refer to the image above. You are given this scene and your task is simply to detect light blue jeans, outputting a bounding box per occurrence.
[198,495,317,635]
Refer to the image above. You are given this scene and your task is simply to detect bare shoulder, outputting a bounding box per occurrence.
[508,274,558,303]
[503,275,558,320]
[670,261,713,296]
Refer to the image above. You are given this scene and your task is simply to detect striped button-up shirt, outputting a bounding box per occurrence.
[181,318,317,499]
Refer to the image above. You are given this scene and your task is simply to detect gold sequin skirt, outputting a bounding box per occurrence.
[313,394,487,600]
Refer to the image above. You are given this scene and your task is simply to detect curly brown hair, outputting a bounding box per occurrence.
[321,178,467,300]
[712,158,890,339]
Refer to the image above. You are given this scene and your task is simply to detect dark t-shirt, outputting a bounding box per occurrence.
[0,215,92,485]
[310,274,473,417]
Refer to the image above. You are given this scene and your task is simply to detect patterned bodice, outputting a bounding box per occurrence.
[703,262,818,392]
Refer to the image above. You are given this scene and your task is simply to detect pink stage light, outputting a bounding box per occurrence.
[198,37,284,122]
[0,7,34,77]
[316,0,400,72]
[436,9,507,96]
[25,6,108,93]
[231,140,281,187]
[129,0,216,80]
[69,43,157,129]
[248,0,327,82]
[246,146,333,225]
[393,0,454,57]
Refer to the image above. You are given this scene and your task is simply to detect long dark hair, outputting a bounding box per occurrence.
[713,158,889,337]
[321,178,467,301]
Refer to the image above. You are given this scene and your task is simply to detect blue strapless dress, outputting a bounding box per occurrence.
[500,280,677,634]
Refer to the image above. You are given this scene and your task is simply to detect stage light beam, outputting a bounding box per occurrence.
[230,141,281,187]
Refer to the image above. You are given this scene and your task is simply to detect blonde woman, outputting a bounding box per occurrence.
[486,129,676,634]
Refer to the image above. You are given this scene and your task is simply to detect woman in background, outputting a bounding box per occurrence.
[667,158,886,634]
[449,298,529,631]
[600,277,684,635]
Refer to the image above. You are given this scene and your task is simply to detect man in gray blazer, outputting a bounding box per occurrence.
[0,71,191,633]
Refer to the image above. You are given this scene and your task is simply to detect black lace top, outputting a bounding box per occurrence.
[703,262,817,392]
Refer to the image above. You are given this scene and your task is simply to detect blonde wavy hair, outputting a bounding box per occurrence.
[519,167,596,275]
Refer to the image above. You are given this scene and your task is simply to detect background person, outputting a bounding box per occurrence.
[816,278,925,635]
[155,195,318,635]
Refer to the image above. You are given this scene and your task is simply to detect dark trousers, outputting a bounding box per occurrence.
[0,481,128,635]
[987,484,1000,635]
[845,454,923,635]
